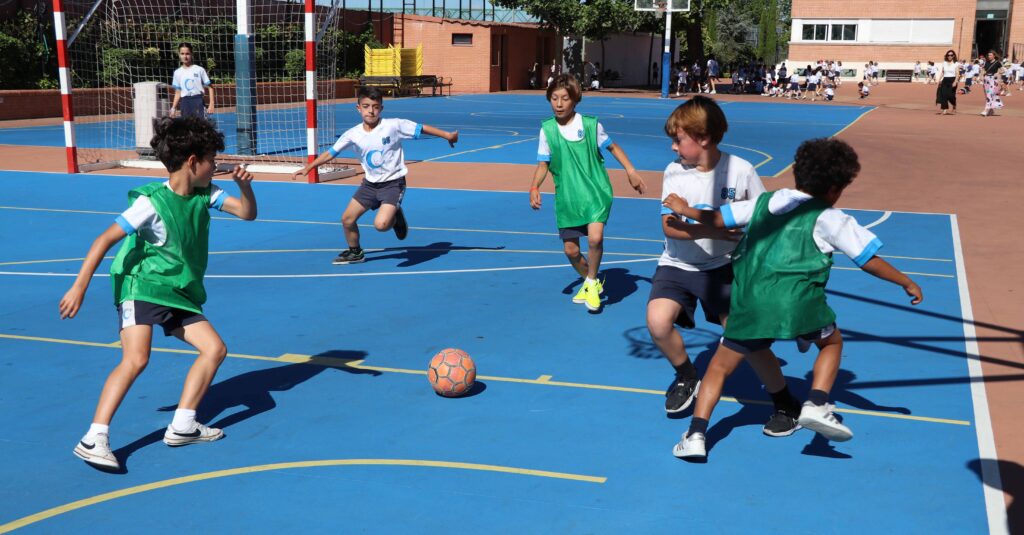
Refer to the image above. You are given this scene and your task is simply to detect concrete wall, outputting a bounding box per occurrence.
[583,33,677,87]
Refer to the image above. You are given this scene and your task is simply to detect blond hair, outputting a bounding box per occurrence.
[663,95,728,145]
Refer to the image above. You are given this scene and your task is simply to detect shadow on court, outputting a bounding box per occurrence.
[107,350,375,473]
[967,458,1022,533]
[364,241,506,268]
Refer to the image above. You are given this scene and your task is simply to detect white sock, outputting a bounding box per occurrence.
[171,409,197,431]
[584,277,597,285]
[85,423,109,440]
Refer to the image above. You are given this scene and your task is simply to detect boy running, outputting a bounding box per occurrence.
[529,74,646,312]
[667,138,923,459]
[61,116,258,470]
[294,87,459,264]
[648,96,765,414]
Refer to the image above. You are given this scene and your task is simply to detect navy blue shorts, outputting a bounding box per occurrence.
[648,263,733,329]
[558,224,590,240]
[179,95,206,118]
[722,323,837,354]
[353,178,406,210]
[117,299,206,336]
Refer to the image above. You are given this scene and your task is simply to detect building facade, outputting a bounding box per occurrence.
[788,0,1024,76]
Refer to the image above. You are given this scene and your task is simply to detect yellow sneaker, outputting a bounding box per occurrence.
[593,278,604,295]
[572,283,588,304]
[583,280,602,311]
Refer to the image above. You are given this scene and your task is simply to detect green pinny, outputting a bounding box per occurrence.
[110,182,212,314]
[541,114,613,228]
[723,192,836,340]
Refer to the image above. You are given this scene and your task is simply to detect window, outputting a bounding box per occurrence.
[452,33,473,46]
[831,24,857,41]
[802,24,828,41]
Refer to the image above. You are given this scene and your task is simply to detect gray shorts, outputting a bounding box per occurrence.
[353,178,406,210]
[722,323,837,354]
[117,299,206,336]
[648,263,733,329]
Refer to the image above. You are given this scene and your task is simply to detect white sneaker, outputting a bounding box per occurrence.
[163,421,224,447]
[797,402,853,442]
[74,432,119,469]
[672,431,707,459]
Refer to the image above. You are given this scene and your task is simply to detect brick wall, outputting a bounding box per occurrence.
[1011,4,1024,61]
[399,15,556,93]
[0,80,356,121]
[789,0,977,69]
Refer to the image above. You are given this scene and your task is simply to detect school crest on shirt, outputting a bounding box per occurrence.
[382,136,392,146]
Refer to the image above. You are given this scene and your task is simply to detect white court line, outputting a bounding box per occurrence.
[951,214,1008,535]
[864,210,891,229]
[0,257,658,279]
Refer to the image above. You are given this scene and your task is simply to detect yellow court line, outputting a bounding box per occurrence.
[0,333,971,427]
[0,459,605,533]
[419,136,538,163]
[832,266,952,278]
[774,107,874,176]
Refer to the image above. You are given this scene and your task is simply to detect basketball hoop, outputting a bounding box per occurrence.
[655,1,668,15]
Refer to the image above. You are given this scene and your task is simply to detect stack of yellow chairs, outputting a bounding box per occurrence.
[363,44,423,77]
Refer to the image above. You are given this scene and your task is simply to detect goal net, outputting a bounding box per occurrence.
[59,0,353,180]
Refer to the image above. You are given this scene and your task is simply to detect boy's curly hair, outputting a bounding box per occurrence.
[663,95,728,145]
[150,116,225,173]
[546,74,582,103]
[792,138,861,196]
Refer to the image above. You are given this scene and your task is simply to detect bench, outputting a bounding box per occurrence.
[401,75,453,97]
[885,69,913,82]
[354,76,403,97]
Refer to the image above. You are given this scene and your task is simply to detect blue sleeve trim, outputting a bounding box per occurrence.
[210,193,226,211]
[115,215,136,235]
[853,237,883,267]
[414,124,423,139]
[328,147,340,158]
[721,205,738,228]
[600,138,613,150]
[173,83,181,90]
[660,206,674,216]
[536,154,551,162]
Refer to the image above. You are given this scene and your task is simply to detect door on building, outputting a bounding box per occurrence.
[500,35,509,91]
[974,18,1007,57]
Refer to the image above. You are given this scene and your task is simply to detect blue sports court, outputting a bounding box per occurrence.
[0,162,993,532]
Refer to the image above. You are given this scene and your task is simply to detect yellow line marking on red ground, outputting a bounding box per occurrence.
[0,459,605,533]
[0,333,971,427]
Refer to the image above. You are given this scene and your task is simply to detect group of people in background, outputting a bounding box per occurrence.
[669,57,721,96]
[530,60,602,91]
[926,49,1020,116]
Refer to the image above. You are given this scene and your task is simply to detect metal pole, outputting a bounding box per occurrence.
[304,0,319,182]
[52,0,78,173]
[660,9,672,98]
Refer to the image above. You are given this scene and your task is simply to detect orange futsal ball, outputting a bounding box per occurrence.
[427,348,476,397]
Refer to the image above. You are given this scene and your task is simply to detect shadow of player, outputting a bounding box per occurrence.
[107,350,375,473]
[365,241,506,268]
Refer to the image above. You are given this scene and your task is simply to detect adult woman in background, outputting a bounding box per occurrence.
[980,50,1005,117]
[935,50,960,115]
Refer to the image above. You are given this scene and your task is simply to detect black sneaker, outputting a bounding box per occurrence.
[393,208,408,240]
[762,409,802,437]
[665,376,700,414]
[332,248,365,265]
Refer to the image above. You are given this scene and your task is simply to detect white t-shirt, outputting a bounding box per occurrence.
[329,118,421,183]
[659,153,767,271]
[942,62,958,77]
[790,73,800,83]
[825,87,835,97]
[720,188,882,267]
[115,182,227,246]
[172,65,211,97]
[536,113,612,162]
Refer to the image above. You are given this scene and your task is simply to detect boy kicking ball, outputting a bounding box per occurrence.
[294,86,459,264]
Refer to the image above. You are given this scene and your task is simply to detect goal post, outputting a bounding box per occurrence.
[53,0,354,182]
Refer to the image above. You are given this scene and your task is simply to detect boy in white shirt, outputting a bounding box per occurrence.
[170,42,214,118]
[824,84,835,101]
[294,87,459,264]
[647,96,766,414]
[668,138,922,460]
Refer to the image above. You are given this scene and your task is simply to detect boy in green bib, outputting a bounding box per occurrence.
[60,116,258,471]
[529,74,647,311]
[663,138,923,460]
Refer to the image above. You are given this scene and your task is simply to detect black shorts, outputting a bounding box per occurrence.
[722,323,837,354]
[648,263,733,329]
[558,224,590,240]
[353,178,406,211]
[179,95,206,118]
[117,299,207,336]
